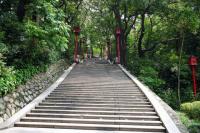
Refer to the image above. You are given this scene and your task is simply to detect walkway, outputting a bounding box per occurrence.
[1,59,181,133]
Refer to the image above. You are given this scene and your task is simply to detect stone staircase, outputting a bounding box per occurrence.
[14,60,166,132]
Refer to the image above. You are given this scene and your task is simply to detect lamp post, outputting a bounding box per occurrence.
[116,27,121,64]
[189,56,198,97]
[73,27,80,63]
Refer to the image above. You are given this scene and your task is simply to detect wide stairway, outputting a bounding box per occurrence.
[14,59,166,132]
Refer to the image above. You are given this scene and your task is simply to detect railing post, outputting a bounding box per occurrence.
[116,27,121,64]
[73,27,80,63]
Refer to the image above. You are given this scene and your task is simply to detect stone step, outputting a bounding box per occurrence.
[35,106,154,112]
[49,93,145,97]
[40,102,151,107]
[20,117,163,126]
[26,113,160,120]
[58,85,136,88]
[31,109,155,115]
[56,86,139,90]
[43,99,149,103]
[55,87,138,90]
[14,122,165,132]
[50,91,143,95]
[60,82,134,86]
[39,101,151,105]
[12,61,167,132]
[45,96,148,100]
[54,89,140,93]
[52,90,142,94]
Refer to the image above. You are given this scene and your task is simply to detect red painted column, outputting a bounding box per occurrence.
[73,27,80,63]
[116,27,121,64]
[192,66,197,97]
[189,56,198,97]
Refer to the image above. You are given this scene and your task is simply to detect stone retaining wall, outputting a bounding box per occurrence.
[0,60,69,123]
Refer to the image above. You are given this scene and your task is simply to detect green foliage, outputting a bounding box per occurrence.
[127,57,165,91]
[0,54,16,96]
[178,112,200,133]
[139,66,165,90]
[0,55,48,96]
[181,101,200,120]
[0,0,70,67]
[15,65,47,86]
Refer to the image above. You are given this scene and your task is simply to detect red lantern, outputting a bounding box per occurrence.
[189,56,197,66]
[189,56,198,97]
[73,27,80,34]
[116,27,121,35]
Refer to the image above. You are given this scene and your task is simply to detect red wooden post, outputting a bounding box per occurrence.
[73,27,80,63]
[116,27,121,64]
[189,56,198,97]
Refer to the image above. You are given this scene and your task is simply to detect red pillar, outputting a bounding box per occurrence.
[192,66,197,97]
[73,27,80,63]
[116,27,121,64]
[189,56,198,97]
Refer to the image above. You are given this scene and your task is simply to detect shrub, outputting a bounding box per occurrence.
[160,89,180,109]
[181,101,200,120]
[0,53,48,96]
[15,65,48,86]
[0,54,16,96]
[178,112,200,133]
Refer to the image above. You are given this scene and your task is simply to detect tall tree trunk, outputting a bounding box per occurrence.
[17,0,25,22]
[177,31,185,106]
[91,46,93,58]
[107,40,111,60]
[138,13,145,57]
[120,31,125,65]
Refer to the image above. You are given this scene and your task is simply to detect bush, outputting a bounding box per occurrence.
[160,89,180,109]
[139,66,165,90]
[15,65,47,86]
[0,53,48,96]
[178,112,200,133]
[181,101,200,120]
[0,54,16,96]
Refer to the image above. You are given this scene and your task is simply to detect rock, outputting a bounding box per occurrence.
[28,90,32,95]
[25,85,30,89]
[7,104,12,109]
[20,91,25,96]
[11,108,15,115]
[33,93,37,97]
[24,97,29,103]
[3,96,10,102]
[3,113,9,120]
[24,91,28,96]
[12,93,17,99]
[28,95,33,100]
[0,117,4,123]
[14,100,20,106]
[9,98,14,103]
[0,98,5,115]
[20,102,24,108]
[6,108,11,117]
[15,93,19,97]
